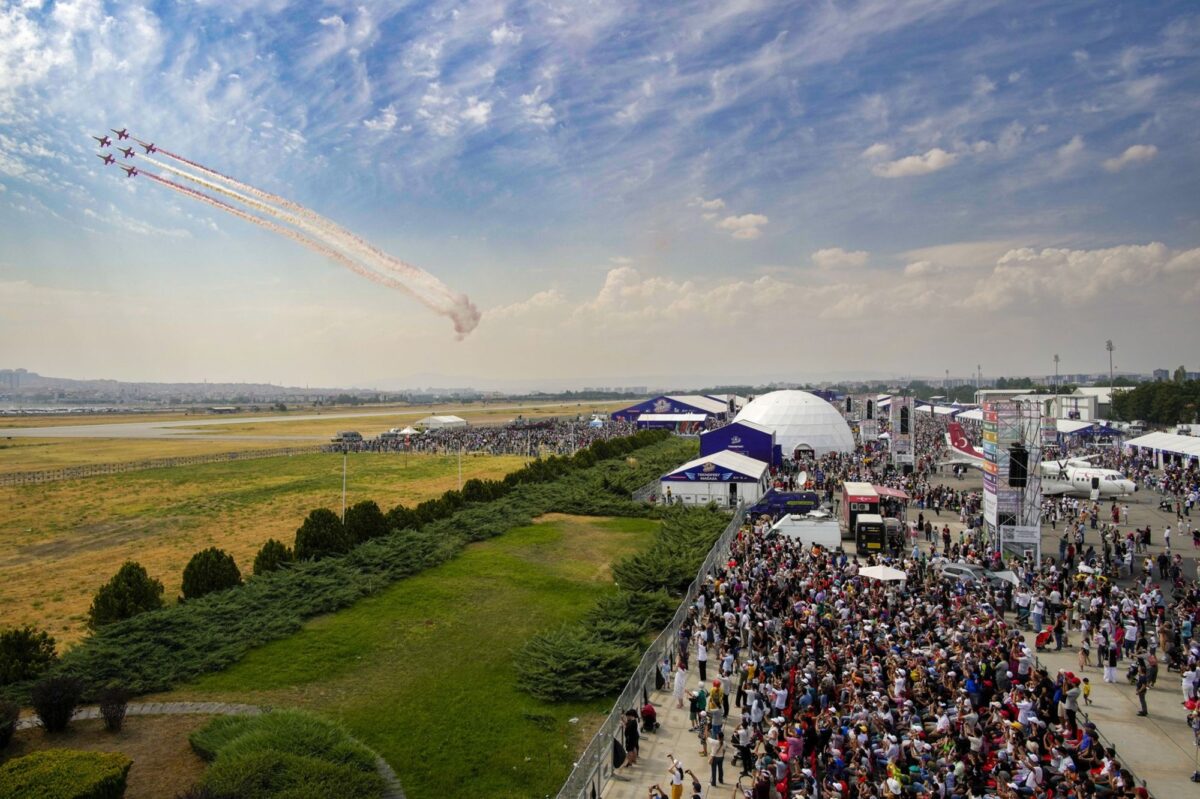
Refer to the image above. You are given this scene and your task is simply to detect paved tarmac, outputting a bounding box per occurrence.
[0,402,587,441]
[603,472,1199,798]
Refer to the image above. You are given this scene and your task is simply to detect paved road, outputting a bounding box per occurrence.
[0,402,594,441]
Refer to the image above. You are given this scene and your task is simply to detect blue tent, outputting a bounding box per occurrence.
[699,420,779,465]
[610,394,728,422]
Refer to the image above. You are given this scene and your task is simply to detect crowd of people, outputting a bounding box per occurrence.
[321,417,637,457]
[638,523,1163,799]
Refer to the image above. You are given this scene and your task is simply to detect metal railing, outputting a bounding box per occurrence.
[557,506,746,799]
[631,480,658,503]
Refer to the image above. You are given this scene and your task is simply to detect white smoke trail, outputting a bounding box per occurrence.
[141,171,422,296]
[153,146,480,336]
[142,155,450,318]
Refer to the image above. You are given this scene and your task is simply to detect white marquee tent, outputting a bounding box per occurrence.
[416,415,468,430]
[734,390,855,457]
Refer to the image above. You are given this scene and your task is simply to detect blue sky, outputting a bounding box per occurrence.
[1,0,1198,387]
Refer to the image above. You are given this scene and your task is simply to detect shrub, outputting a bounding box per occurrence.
[383,504,417,532]
[0,749,131,799]
[191,711,385,799]
[87,561,164,630]
[97,685,129,733]
[0,625,57,685]
[190,710,377,773]
[31,675,84,733]
[202,750,385,799]
[293,509,350,561]
[584,590,679,635]
[515,626,638,702]
[0,700,17,751]
[343,500,387,545]
[182,548,243,600]
[252,538,293,576]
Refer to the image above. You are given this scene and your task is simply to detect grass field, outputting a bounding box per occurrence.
[0,437,307,474]
[159,513,657,799]
[0,451,527,643]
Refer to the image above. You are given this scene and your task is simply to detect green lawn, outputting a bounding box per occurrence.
[170,513,659,799]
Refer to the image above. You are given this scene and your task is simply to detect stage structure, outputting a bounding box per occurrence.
[890,396,914,473]
[982,400,1043,564]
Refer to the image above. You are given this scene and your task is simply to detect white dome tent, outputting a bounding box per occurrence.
[734,390,855,458]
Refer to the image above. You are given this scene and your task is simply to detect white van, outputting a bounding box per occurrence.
[767,515,842,549]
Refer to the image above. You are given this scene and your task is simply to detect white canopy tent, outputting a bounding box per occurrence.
[1125,431,1200,460]
[858,565,907,582]
[416,415,468,430]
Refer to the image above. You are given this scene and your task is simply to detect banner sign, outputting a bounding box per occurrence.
[889,396,914,465]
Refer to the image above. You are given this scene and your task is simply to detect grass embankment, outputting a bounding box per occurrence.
[174,514,658,799]
[0,452,527,642]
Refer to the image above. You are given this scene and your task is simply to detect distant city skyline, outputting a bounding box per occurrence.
[2,2,1198,383]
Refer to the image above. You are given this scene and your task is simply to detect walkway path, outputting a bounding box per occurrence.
[14,701,406,799]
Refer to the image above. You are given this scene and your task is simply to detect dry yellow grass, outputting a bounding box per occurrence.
[0,451,527,644]
[0,437,306,474]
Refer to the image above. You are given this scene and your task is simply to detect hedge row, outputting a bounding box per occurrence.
[189,710,386,799]
[0,749,131,799]
[0,433,694,701]
[516,505,730,702]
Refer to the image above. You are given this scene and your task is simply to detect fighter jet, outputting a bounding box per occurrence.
[120,165,139,178]
[135,139,157,154]
[118,146,135,159]
[92,135,112,148]
[96,153,115,166]
[110,128,130,140]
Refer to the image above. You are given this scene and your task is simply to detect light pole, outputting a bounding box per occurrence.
[1106,339,1115,398]
[1053,354,1060,421]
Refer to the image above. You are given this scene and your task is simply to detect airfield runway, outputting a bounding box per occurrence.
[0,403,588,442]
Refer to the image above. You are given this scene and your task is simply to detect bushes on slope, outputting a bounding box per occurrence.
[87,561,164,630]
[190,710,386,799]
[0,435,694,701]
[0,750,131,799]
[252,539,293,576]
[0,625,57,686]
[182,548,242,600]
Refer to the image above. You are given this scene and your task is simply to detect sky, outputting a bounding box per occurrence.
[1,0,1199,389]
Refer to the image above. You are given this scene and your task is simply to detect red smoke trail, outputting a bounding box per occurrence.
[154,147,479,336]
[141,171,421,296]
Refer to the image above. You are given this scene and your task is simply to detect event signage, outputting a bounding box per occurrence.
[889,396,914,466]
[859,419,878,443]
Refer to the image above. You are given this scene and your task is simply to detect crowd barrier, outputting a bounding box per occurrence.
[556,506,746,799]
[0,446,325,487]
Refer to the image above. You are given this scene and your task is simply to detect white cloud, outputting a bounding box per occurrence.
[1072,49,1089,64]
[966,242,1200,309]
[519,85,556,128]
[872,148,957,178]
[861,142,894,161]
[363,104,398,132]
[812,247,868,271]
[972,75,996,96]
[1058,135,1084,161]
[717,213,769,240]
[490,23,522,46]
[690,196,727,221]
[1103,144,1158,172]
[461,96,492,126]
[903,260,939,277]
[609,256,633,265]
[1124,74,1163,102]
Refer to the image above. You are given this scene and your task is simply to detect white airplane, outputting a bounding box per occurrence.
[943,423,1135,499]
[1039,457,1136,500]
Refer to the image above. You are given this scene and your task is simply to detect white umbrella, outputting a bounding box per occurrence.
[859,565,907,582]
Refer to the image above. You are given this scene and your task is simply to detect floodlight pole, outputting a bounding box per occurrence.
[1106,340,1115,408]
[341,444,348,523]
[458,447,463,491]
